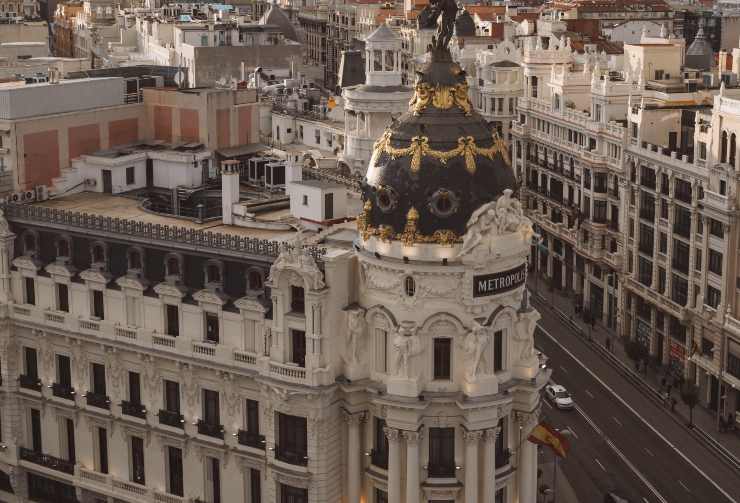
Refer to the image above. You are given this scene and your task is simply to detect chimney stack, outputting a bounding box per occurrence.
[221,160,240,225]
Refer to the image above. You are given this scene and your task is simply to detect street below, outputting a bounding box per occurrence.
[534,298,740,503]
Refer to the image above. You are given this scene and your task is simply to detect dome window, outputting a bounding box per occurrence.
[404,276,416,297]
[429,189,459,218]
[376,186,399,213]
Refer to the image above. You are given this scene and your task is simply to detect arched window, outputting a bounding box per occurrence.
[721,131,728,163]
[730,133,737,166]
[92,244,105,264]
[22,231,37,256]
[128,248,143,271]
[56,237,70,260]
[206,263,222,284]
[166,255,181,277]
[247,269,263,291]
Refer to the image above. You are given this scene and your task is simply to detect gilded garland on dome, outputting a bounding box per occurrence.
[370,130,511,174]
[409,82,472,116]
[356,200,459,245]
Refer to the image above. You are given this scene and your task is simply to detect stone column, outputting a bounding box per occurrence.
[464,430,483,503]
[482,427,500,503]
[404,430,422,503]
[346,413,363,503]
[518,433,537,503]
[385,427,402,503]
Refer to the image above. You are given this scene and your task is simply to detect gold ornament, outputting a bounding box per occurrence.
[400,207,420,246]
[409,82,472,115]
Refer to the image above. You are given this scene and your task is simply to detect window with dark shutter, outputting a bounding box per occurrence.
[433,338,451,380]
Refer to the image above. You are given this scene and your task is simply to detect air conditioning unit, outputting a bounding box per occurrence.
[34,185,49,201]
[84,178,97,187]
[9,192,20,203]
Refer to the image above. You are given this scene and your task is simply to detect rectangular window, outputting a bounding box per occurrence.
[673,206,691,238]
[246,399,260,433]
[291,330,306,367]
[24,277,35,305]
[671,274,689,306]
[699,141,707,160]
[709,218,724,238]
[128,372,141,405]
[167,446,184,496]
[166,304,179,337]
[92,290,105,319]
[30,408,42,452]
[428,427,455,477]
[639,191,655,221]
[57,283,69,312]
[126,166,135,185]
[659,233,667,254]
[661,200,668,219]
[164,380,180,413]
[130,436,145,485]
[277,413,308,465]
[290,286,305,313]
[433,338,451,380]
[695,249,702,271]
[674,179,692,204]
[249,469,261,503]
[205,457,221,503]
[658,268,666,294]
[709,249,723,275]
[373,417,388,468]
[24,347,38,379]
[97,427,108,474]
[91,362,106,396]
[672,240,690,274]
[63,418,75,463]
[205,312,219,343]
[493,330,504,372]
[203,389,220,426]
[638,257,652,286]
[280,485,308,503]
[56,354,71,387]
[638,224,654,256]
[706,286,721,308]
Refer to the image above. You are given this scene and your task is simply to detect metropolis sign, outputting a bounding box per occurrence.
[473,263,527,298]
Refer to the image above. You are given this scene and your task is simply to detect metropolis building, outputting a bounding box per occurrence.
[0,22,547,503]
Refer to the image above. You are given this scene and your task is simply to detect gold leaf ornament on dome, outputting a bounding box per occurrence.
[371,130,511,174]
[409,82,472,115]
[356,200,459,245]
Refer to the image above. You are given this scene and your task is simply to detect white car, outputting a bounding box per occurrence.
[545,384,575,410]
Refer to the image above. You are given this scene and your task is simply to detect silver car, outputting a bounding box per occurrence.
[545,384,575,410]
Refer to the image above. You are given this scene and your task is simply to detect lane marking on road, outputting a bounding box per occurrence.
[544,399,553,409]
[537,323,737,503]
[612,416,623,427]
[679,481,691,493]
[565,426,579,439]
[584,389,595,399]
[576,404,667,503]
[643,498,650,503]
[595,458,607,472]
[559,365,568,374]
[644,448,655,457]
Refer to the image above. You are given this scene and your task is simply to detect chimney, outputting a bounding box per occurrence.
[221,160,240,225]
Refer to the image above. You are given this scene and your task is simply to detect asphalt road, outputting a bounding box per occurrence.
[534,300,740,503]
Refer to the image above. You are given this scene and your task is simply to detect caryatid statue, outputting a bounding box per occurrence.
[392,322,422,379]
[463,321,491,379]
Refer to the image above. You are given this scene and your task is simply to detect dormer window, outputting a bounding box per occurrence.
[91,242,107,268]
[22,230,38,257]
[165,253,183,283]
[55,236,71,262]
[290,285,305,314]
[205,261,223,290]
[127,247,144,276]
[247,269,263,292]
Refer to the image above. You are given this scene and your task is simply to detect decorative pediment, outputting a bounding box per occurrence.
[12,255,41,273]
[79,268,112,285]
[269,234,325,291]
[115,275,149,293]
[234,295,267,314]
[45,262,77,280]
[192,288,228,307]
[153,282,187,300]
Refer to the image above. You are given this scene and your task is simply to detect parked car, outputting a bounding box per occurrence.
[545,384,575,410]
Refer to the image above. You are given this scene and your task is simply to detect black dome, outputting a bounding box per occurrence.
[359,48,515,245]
[455,10,476,37]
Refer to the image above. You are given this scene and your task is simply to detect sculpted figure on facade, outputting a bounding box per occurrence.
[513,293,540,364]
[463,321,490,378]
[346,307,366,364]
[270,230,325,291]
[392,322,422,378]
[459,189,532,258]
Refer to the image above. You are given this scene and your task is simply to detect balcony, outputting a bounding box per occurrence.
[197,420,224,440]
[85,392,111,410]
[51,383,76,401]
[121,401,146,419]
[370,449,388,469]
[19,374,42,392]
[427,463,456,478]
[237,430,266,449]
[275,446,308,466]
[158,409,185,428]
[19,447,75,475]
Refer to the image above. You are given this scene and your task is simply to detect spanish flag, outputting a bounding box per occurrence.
[528,422,570,458]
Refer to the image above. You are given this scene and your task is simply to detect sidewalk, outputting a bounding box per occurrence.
[538,456,580,503]
[528,273,740,463]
